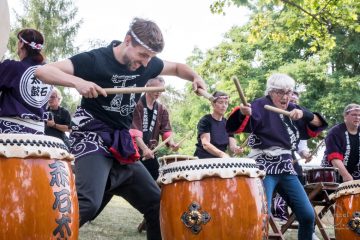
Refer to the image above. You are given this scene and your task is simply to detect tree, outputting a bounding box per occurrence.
[210,0,360,54]
[8,0,82,62]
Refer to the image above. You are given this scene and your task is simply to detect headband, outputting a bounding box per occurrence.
[19,36,43,50]
[346,107,360,114]
[129,20,157,53]
[213,96,229,102]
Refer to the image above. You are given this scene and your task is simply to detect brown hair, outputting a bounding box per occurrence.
[17,28,45,64]
[127,17,164,53]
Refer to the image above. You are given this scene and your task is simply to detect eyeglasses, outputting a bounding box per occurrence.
[50,96,58,99]
[272,89,293,97]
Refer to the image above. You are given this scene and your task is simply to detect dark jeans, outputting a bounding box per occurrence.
[264,174,315,240]
[74,154,161,240]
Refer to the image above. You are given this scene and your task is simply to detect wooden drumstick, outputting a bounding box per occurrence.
[196,88,215,102]
[174,132,193,148]
[292,140,324,164]
[232,76,248,106]
[151,135,173,154]
[240,135,250,148]
[264,105,291,117]
[104,86,165,95]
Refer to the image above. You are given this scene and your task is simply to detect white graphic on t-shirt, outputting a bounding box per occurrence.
[103,76,138,116]
[19,65,53,107]
[111,74,138,83]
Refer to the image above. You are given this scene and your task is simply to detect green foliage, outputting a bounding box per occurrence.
[8,0,82,62]
[164,1,360,155]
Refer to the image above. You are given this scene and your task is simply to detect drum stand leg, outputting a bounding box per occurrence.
[268,215,285,240]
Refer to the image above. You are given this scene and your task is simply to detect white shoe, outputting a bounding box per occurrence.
[312,233,320,240]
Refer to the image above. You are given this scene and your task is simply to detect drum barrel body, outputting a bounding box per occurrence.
[0,134,78,239]
[334,192,360,239]
[305,168,337,184]
[334,180,360,240]
[160,175,268,239]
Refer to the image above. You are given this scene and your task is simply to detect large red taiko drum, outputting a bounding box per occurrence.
[0,134,79,239]
[333,179,360,240]
[158,157,268,240]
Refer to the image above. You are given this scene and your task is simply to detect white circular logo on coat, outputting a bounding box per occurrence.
[19,65,53,107]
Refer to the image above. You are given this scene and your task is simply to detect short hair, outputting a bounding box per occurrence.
[265,73,295,95]
[51,87,63,103]
[146,76,165,87]
[127,17,164,53]
[343,103,360,116]
[17,28,45,63]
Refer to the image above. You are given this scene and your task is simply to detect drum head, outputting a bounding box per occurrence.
[0,134,74,161]
[158,157,265,185]
[0,0,10,60]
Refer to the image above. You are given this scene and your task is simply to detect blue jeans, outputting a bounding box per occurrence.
[263,174,315,240]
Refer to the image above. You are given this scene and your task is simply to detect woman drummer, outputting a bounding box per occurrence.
[194,91,243,158]
[0,28,52,134]
[226,73,328,240]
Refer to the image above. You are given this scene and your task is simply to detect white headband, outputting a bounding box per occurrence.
[19,36,43,50]
[346,107,360,113]
[129,19,157,53]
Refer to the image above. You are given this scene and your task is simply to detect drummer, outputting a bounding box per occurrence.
[131,76,179,181]
[35,17,206,240]
[226,73,328,240]
[0,28,52,134]
[322,103,360,182]
[131,76,179,232]
[194,91,243,158]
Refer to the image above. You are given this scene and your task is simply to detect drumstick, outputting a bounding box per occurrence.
[264,105,291,117]
[151,135,173,154]
[174,132,193,148]
[240,135,250,148]
[104,86,165,95]
[196,88,215,102]
[292,140,325,164]
[232,76,248,106]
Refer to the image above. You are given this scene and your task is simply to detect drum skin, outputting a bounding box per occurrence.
[160,176,268,240]
[334,194,360,240]
[0,156,79,239]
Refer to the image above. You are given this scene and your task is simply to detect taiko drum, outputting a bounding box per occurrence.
[333,179,360,240]
[304,167,338,185]
[158,157,268,240]
[0,134,79,239]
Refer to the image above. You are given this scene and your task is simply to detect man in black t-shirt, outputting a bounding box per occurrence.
[36,17,206,240]
[45,88,71,148]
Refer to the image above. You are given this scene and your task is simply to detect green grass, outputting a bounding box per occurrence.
[79,197,334,240]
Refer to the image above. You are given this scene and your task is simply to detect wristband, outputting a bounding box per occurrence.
[54,123,57,128]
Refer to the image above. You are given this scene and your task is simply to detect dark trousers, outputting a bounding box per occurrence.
[74,154,161,240]
[140,157,160,181]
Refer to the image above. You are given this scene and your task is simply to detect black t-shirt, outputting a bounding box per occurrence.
[194,114,234,159]
[44,106,71,140]
[347,132,360,177]
[70,40,164,129]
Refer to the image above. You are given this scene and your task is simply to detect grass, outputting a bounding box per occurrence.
[79,197,335,240]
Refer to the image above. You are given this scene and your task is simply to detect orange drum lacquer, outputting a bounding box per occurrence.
[158,157,268,240]
[0,134,79,239]
[334,180,360,240]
